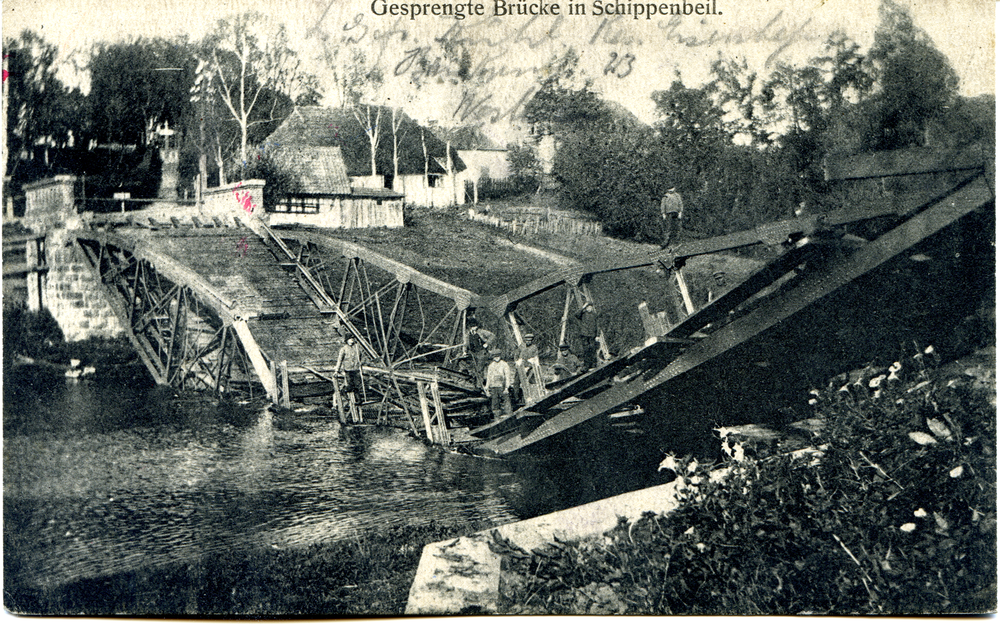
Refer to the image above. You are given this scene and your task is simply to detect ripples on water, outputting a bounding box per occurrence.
[4,367,535,591]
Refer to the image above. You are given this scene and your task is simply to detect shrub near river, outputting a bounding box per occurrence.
[497,347,996,615]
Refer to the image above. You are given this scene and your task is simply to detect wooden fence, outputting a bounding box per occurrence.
[467,210,603,237]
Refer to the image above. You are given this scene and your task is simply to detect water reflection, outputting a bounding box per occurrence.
[5,364,676,593]
[3,370,529,590]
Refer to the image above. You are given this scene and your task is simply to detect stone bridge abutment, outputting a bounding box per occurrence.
[16,175,266,343]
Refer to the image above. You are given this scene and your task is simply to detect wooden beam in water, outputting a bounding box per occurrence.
[417,381,435,443]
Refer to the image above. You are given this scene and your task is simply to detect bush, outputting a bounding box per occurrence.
[498,347,996,614]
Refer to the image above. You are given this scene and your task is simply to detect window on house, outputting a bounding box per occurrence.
[427,174,442,188]
[276,197,320,213]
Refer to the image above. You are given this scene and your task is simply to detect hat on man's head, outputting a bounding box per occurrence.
[524,333,534,339]
[559,344,570,350]
[492,352,502,360]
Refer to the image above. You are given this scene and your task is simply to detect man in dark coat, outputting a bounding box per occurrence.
[575,302,599,371]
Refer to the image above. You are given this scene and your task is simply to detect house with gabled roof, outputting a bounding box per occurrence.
[263,106,466,224]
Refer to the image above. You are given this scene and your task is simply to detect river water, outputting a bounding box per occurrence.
[5,365,636,592]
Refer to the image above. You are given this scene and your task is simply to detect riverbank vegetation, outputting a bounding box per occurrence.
[495,346,996,614]
[524,0,993,241]
[4,522,474,616]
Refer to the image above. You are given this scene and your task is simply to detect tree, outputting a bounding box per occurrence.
[823,1,959,153]
[319,46,385,183]
[865,0,959,150]
[3,31,80,179]
[201,12,319,175]
[87,38,196,147]
[389,106,408,188]
[523,49,607,139]
[708,58,772,146]
[506,143,541,188]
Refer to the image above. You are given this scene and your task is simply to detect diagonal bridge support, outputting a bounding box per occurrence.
[75,231,282,404]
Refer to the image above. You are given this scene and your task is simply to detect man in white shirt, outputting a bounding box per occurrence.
[484,352,513,419]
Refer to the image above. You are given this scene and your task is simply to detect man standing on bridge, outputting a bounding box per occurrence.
[485,352,514,419]
[335,336,365,421]
[660,187,684,248]
[575,302,600,371]
[465,321,495,386]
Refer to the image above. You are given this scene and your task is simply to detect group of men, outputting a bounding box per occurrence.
[466,308,598,420]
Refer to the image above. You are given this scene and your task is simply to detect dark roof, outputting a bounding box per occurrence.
[267,106,466,177]
[271,145,352,195]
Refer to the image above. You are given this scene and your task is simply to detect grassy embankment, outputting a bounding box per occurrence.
[494,345,996,615]
[344,203,762,356]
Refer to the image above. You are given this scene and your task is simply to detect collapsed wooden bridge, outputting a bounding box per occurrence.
[71,148,994,456]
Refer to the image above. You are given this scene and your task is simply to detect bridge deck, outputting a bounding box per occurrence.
[128,227,344,377]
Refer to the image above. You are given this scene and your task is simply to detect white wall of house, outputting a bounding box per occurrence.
[456,149,510,186]
[350,174,385,189]
[267,196,404,229]
[394,173,462,207]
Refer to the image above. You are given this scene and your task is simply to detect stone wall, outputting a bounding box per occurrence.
[42,230,125,342]
[202,179,265,219]
[23,175,76,232]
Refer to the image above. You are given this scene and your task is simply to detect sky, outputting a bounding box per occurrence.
[3,0,995,141]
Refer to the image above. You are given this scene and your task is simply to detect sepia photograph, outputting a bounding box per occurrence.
[2,0,995,616]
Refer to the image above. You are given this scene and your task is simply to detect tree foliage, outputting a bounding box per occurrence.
[541,0,988,242]
[87,38,196,147]
[3,31,84,178]
[506,143,541,190]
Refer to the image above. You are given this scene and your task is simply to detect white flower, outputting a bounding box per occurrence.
[838,384,850,394]
[809,389,821,396]
[696,542,707,553]
[926,418,952,440]
[808,398,818,405]
[889,361,902,374]
[950,465,964,478]
[658,454,679,473]
[908,431,938,445]
[924,345,935,354]
[873,389,882,399]
[869,375,886,388]
[684,526,695,535]
[900,523,917,532]
[914,508,928,518]
[686,459,699,474]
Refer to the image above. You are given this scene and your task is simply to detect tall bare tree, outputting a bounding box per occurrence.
[201,12,318,175]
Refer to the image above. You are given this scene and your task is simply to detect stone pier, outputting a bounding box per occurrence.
[21,175,124,341]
